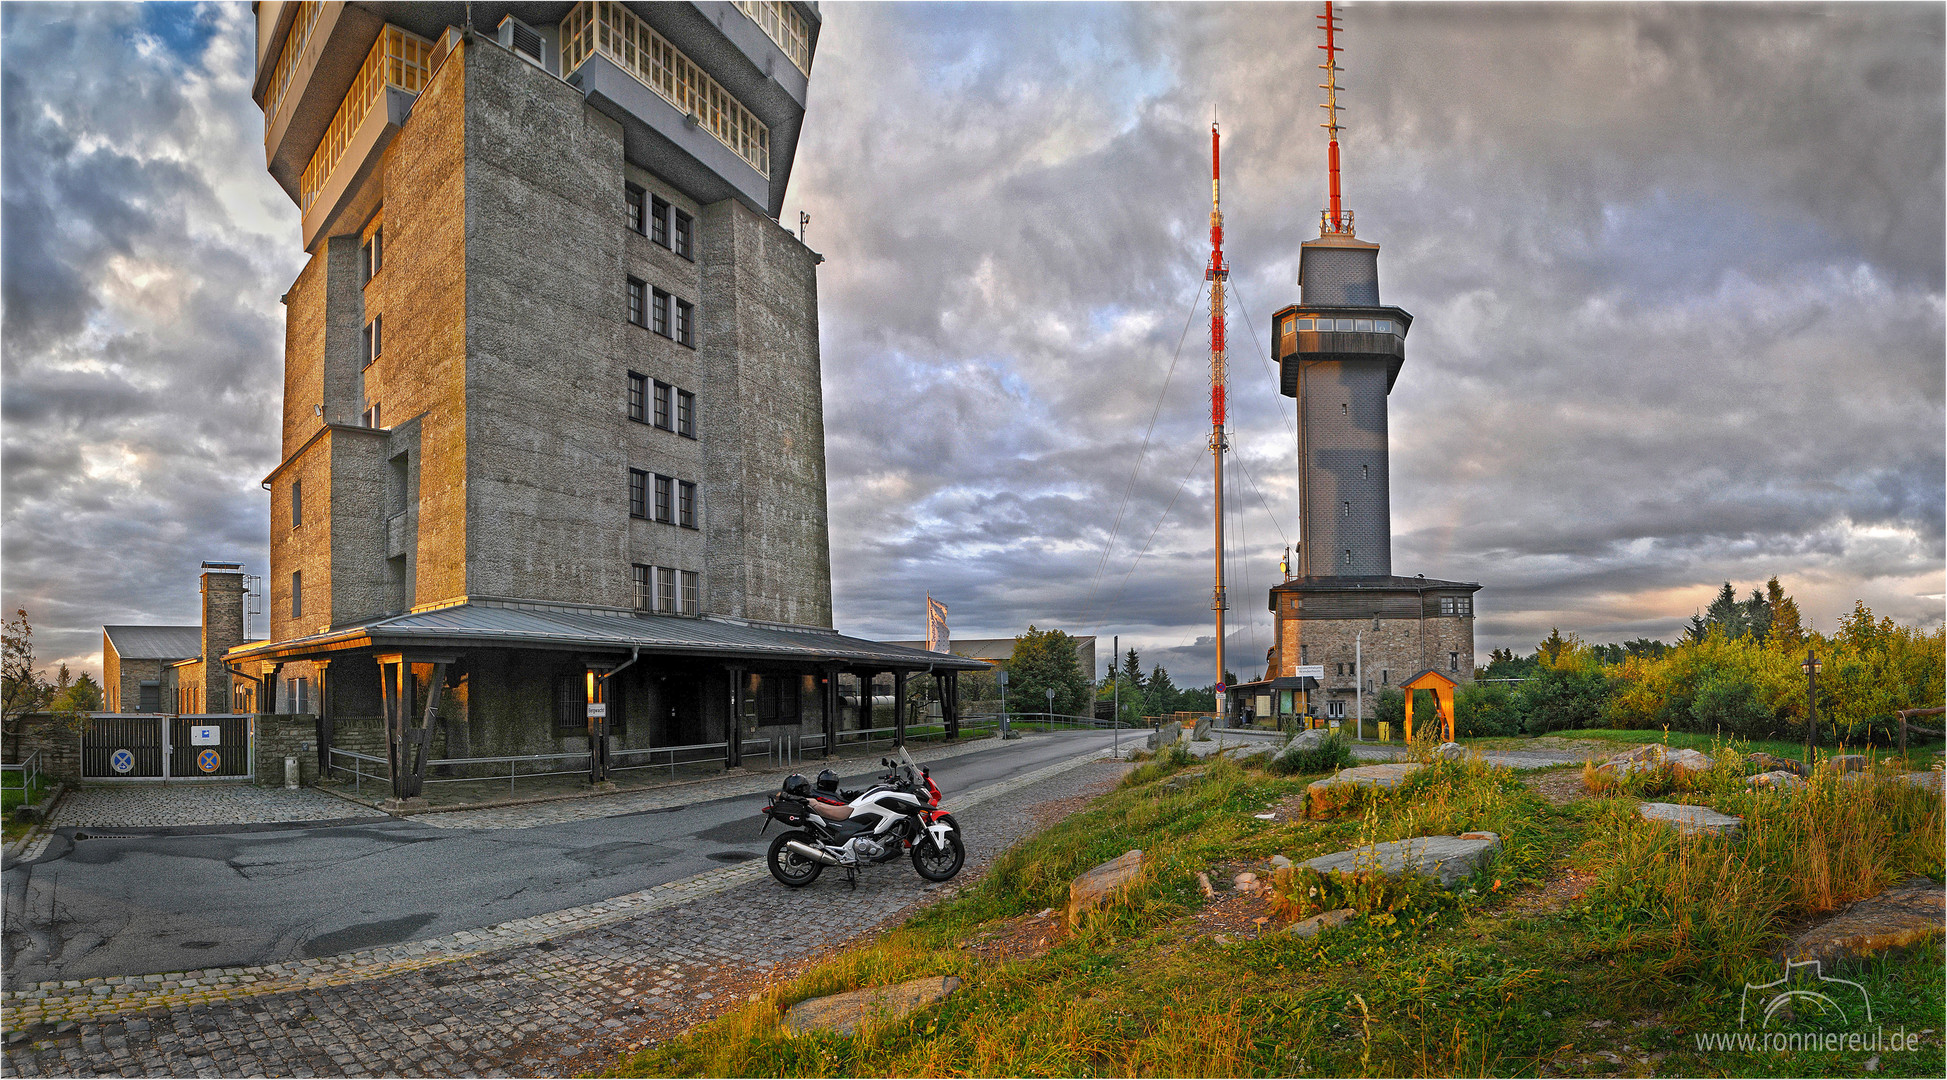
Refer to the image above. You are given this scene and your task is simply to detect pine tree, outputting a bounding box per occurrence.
[1742,587,1773,643]
[1767,577,1805,649]
[1705,582,1746,639]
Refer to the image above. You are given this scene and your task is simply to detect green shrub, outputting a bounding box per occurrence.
[1373,688,1405,734]
[1455,682,1522,737]
[1269,731,1355,776]
[1522,665,1613,734]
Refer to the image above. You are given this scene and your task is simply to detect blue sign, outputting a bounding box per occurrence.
[197,748,222,774]
[110,748,134,774]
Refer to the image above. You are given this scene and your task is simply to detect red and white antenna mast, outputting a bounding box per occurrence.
[1318,1,1353,236]
[1207,121,1230,715]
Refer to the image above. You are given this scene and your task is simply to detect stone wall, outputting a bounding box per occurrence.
[1278,612,1475,719]
[5,713,80,785]
[253,714,320,787]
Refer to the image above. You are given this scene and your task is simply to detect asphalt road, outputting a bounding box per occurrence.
[1,731,1117,984]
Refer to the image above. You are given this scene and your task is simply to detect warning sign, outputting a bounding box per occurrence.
[197,748,222,774]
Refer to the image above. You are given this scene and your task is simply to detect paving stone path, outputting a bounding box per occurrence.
[1349,744,1589,770]
[1,751,1123,1078]
[49,786,375,830]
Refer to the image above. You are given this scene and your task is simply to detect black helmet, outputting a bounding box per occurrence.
[815,769,841,795]
[782,773,811,797]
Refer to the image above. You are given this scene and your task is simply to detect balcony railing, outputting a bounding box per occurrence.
[732,0,812,76]
[299,24,436,213]
[560,1,770,178]
[264,1,324,142]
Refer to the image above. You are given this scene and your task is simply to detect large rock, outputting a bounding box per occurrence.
[784,975,964,1037]
[1746,752,1809,777]
[1068,849,1144,927]
[1280,907,1357,938]
[1593,745,1713,780]
[1827,754,1869,774]
[1301,832,1502,888]
[1436,742,1468,762]
[1306,762,1421,815]
[1146,721,1183,751]
[1273,728,1331,770]
[1891,770,1944,793]
[1785,878,1944,969]
[1746,770,1805,792]
[1639,802,1742,836]
[1192,716,1213,740]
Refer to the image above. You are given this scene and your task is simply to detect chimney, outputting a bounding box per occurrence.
[201,563,246,712]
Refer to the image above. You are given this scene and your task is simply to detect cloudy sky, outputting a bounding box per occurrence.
[3,3,1942,687]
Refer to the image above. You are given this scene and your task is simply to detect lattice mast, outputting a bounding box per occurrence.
[1318,2,1353,236]
[1207,122,1230,713]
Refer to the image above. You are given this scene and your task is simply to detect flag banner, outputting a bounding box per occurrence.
[926,596,950,653]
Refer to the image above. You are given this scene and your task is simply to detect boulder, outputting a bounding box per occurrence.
[1281,908,1356,939]
[1305,762,1422,815]
[1068,849,1144,927]
[1146,721,1183,751]
[1436,742,1468,762]
[1593,745,1713,780]
[784,975,964,1037]
[1300,832,1502,888]
[1192,717,1213,740]
[1269,854,1293,870]
[1827,754,1869,774]
[1785,877,1945,969]
[1891,770,1944,793]
[1746,752,1809,777]
[1746,770,1805,792]
[1638,802,1742,837]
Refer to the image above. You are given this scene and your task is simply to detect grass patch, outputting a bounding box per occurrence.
[611,744,1944,1078]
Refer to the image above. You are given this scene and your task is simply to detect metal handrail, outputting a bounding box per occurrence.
[1,749,44,801]
[610,740,730,778]
[326,746,388,793]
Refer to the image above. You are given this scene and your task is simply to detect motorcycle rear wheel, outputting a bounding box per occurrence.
[910,827,965,882]
[768,830,825,887]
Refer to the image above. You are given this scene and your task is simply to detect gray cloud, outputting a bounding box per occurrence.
[2,3,1939,689]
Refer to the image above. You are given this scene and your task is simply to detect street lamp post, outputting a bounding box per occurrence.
[1045,687,1055,726]
[1111,634,1120,758]
[1802,649,1823,767]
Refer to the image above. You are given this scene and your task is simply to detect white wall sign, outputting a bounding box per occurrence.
[190,725,222,746]
[586,703,607,718]
[1293,665,1326,679]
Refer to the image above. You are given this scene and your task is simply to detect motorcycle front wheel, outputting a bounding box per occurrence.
[768,830,825,887]
[910,827,965,882]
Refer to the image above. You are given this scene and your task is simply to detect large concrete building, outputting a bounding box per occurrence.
[230,2,978,798]
[1255,228,1481,722]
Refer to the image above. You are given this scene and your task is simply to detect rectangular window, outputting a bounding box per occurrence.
[676,390,695,437]
[555,675,584,733]
[628,468,648,518]
[1450,651,1460,672]
[651,288,670,337]
[1382,670,1389,686]
[1328,699,1345,719]
[632,564,652,610]
[291,479,303,529]
[1296,317,1314,330]
[653,380,672,429]
[627,371,648,423]
[626,184,645,234]
[364,314,382,366]
[680,570,699,614]
[1439,596,1473,616]
[678,480,696,528]
[363,226,383,281]
[657,566,677,613]
[1355,319,1374,332]
[1376,319,1395,334]
[627,278,646,327]
[1282,316,1295,334]
[291,571,303,618]
[673,210,692,259]
[654,474,672,523]
[363,403,381,429]
[675,299,694,347]
[650,195,670,246]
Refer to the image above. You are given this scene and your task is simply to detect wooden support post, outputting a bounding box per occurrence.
[726,667,744,768]
[586,666,609,784]
[408,662,446,799]
[1403,690,1414,746]
[893,670,908,747]
[314,658,333,779]
[858,671,875,737]
[944,671,960,741]
[822,668,838,757]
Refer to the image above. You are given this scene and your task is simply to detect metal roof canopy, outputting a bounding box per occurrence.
[224,602,990,672]
[103,625,203,661]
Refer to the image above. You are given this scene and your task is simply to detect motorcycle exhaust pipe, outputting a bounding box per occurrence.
[784,840,841,866]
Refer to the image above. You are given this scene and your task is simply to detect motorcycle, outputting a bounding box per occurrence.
[759,745,965,888]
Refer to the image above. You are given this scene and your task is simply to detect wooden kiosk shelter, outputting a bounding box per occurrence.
[1400,668,1458,743]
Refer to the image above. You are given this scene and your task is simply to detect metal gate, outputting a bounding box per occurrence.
[83,714,254,781]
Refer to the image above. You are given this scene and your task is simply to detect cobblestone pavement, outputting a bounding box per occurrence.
[48,786,376,830]
[391,734,1017,830]
[1,748,1122,1077]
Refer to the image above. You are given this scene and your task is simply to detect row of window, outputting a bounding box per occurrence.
[627,372,696,437]
[1284,316,1401,335]
[364,313,383,366]
[627,278,695,346]
[626,185,694,259]
[362,226,384,283]
[629,469,698,528]
[633,564,700,614]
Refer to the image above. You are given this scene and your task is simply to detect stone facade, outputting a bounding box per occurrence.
[1266,578,1479,720]
[264,37,832,639]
